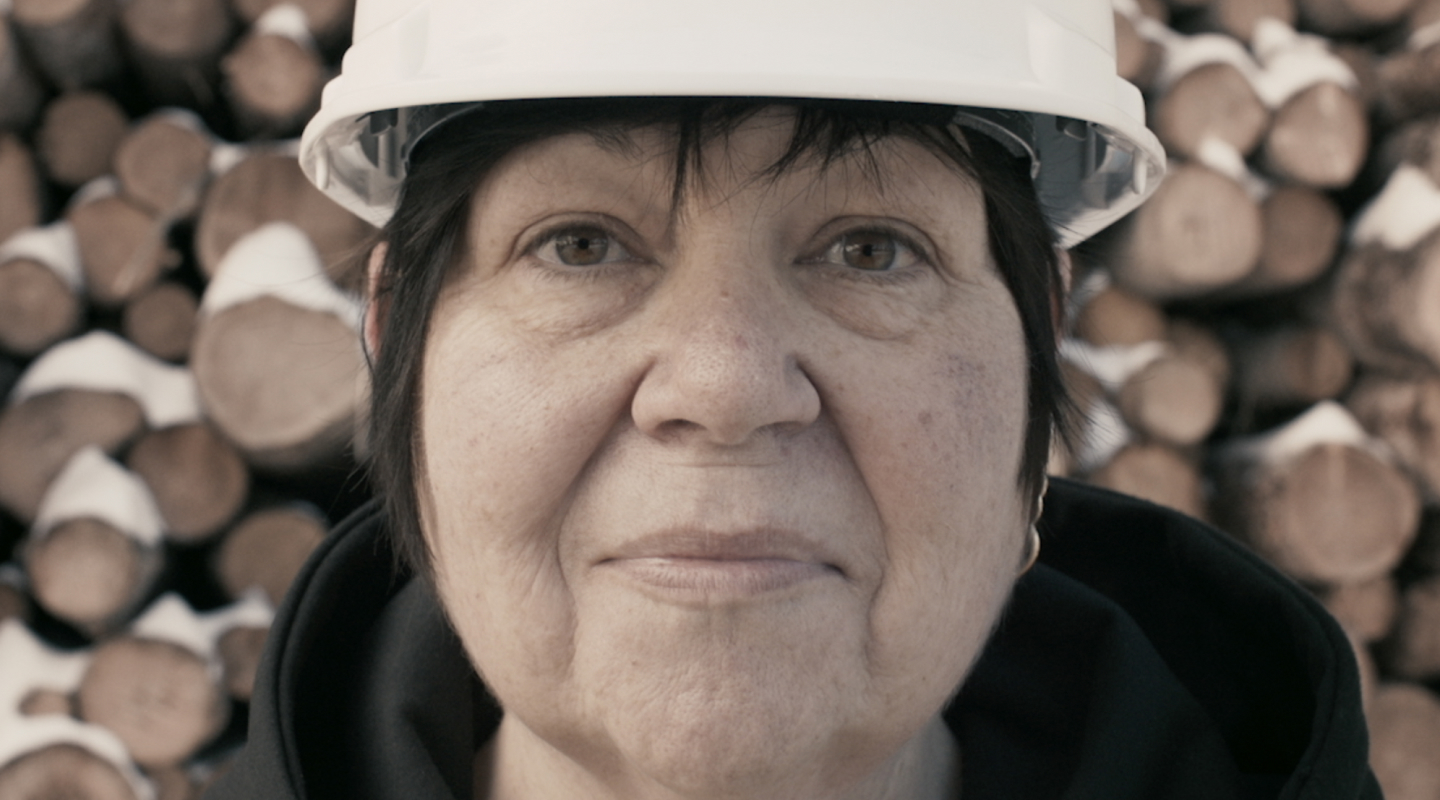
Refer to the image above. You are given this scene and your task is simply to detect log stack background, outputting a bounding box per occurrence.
[0,0,1439,796]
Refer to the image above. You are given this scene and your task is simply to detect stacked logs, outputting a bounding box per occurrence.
[1068,1,1440,796]
[0,1,365,796]
[3,0,1440,794]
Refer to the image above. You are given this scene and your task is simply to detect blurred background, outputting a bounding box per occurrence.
[0,0,1438,796]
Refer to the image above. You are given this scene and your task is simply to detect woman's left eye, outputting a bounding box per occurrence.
[814,230,924,272]
[535,226,633,267]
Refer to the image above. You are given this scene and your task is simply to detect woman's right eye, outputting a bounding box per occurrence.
[535,227,631,267]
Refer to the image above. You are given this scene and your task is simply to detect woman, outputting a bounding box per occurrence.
[208,1,1379,798]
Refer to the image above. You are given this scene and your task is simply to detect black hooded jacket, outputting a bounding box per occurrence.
[205,479,1382,799]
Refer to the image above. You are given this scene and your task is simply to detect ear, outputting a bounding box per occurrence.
[364,242,389,358]
[1053,248,1073,344]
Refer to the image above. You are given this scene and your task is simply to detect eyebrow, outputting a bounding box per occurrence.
[579,120,976,240]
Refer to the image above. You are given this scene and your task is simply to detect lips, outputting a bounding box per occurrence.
[597,529,844,599]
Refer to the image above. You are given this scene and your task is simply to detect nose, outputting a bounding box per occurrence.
[630,274,821,447]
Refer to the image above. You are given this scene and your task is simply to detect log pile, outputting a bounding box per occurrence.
[1071,2,1440,794]
[1,0,1440,792]
[0,1,365,793]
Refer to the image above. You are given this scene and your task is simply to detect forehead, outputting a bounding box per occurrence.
[472,109,985,231]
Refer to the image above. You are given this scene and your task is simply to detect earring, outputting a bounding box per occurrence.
[1020,477,1048,575]
[1019,524,1041,575]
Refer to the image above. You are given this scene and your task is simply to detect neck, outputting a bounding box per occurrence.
[473,713,961,800]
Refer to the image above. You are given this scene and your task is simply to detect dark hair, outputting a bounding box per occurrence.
[368,97,1072,575]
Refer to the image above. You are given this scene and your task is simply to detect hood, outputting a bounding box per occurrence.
[204,479,1379,800]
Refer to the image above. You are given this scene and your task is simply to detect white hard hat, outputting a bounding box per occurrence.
[299,0,1166,248]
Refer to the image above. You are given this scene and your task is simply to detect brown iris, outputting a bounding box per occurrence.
[841,232,898,271]
[554,228,612,266]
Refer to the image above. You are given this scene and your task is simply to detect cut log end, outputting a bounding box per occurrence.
[1263,82,1369,189]
[0,582,27,623]
[79,636,229,767]
[1153,63,1270,160]
[1073,285,1168,348]
[1383,575,1440,681]
[217,625,268,700]
[146,765,199,800]
[0,258,82,356]
[114,118,212,219]
[1220,441,1421,584]
[0,390,147,522]
[126,422,249,542]
[1114,12,1162,90]
[1368,683,1440,800]
[232,0,354,45]
[19,687,76,717]
[68,195,175,307]
[1347,374,1440,500]
[1235,326,1354,409]
[1208,0,1297,40]
[1297,0,1418,34]
[195,153,374,287]
[36,91,130,187]
[1117,355,1225,446]
[122,281,199,362]
[1086,444,1207,520]
[215,506,326,605]
[1105,163,1263,301]
[192,295,365,471]
[25,517,154,635]
[222,34,324,137]
[1250,186,1343,294]
[1320,574,1398,642]
[0,743,140,800]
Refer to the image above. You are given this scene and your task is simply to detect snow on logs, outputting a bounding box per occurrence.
[22,448,165,636]
[0,331,199,522]
[1330,165,1440,375]
[0,621,152,800]
[194,149,373,287]
[191,222,367,471]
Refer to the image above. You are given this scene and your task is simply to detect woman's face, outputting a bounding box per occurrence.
[416,110,1031,797]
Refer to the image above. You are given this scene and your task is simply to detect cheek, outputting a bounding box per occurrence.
[838,326,1030,705]
[417,306,632,701]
